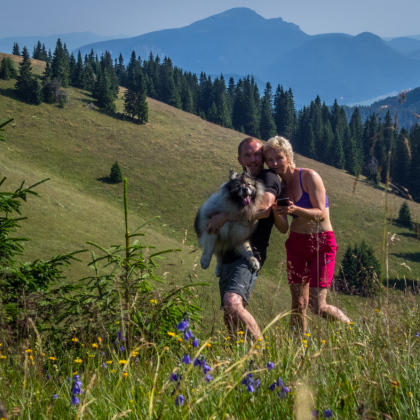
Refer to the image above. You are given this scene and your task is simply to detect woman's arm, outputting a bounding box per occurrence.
[273,203,289,233]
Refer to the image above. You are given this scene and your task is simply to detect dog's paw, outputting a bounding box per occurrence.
[200,254,212,269]
[249,257,260,272]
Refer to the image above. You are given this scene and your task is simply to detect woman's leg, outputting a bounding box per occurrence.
[308,287,350,323]
[290,283,310,333]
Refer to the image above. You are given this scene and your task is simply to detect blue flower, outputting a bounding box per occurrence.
[170,373,179,382]
[323,410,332,418]
[276,377,283,387]
[416,332,420,338]
[117,331,122,340]
[312,410,319,418]
[182,354,191,365]
[193,358,203,368]
[101,351,105,356]
[46,374,51,380]
[255,379,261,388]
[269,383,276,391]
[71,396,80,405]
[175,394,185,406]
[72,385,82,395]
[203,363,211,374]
[193,338,199,348]
[177,320,189,332]
[102,362,107,368]
[205,374,213,382]
[247,384,255,393]
[281,386,290,397]
[120,346,124,352]
[267,362,275,371]
[53,394,58,399]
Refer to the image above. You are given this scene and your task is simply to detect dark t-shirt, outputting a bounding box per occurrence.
[222,169,282,266]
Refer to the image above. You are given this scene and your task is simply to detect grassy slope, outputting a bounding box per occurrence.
[1,51,420,323]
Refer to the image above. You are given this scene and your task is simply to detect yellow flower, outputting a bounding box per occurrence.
[177,338,183,342]
[89,355,95,358]
[73,371,78,375]
[349,327,352,331]
[206,343,212,348]
[119,360,127,365]
[304,345,308,348]
[264,335,268,339]
[110,369,116,373]
[167,332,176,337]
[302,340,307,344]
[321,340,326,344]
[239,340,244,343]
[349,322,354,325]
[97,337,102,342]
[150,299,157,304]
[258,338,262,341]
[41,353,45,357]
[408,392,413,397]
[25,349,32,353]
[81,344,85,347]
[49,357,57,361]
[115,321,120,325]
[256,346,260,349]
[0,356,6,359]
[164,346,169,351]
[276,327,279,330]
[29,355,33,360]
[74,358,83,364]
[375,309,380,313]
[92,343,99,349]
[410,365,414,368]
[132,351,139,357]
[188,345,192,348]
[304,333,311,337]
[238,331,244,335]
[225,337,231,340]
[224,343,228,346]
[123,372,128,377]
[106,361,113,365]
[72,338,79,342]
[129,400,134,403]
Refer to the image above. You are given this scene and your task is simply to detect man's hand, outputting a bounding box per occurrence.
[206,212,229,234]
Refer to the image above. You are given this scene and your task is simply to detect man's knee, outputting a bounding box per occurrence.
[223,292,244,315]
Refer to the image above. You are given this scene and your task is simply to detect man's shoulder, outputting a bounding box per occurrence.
[257,169,281,186]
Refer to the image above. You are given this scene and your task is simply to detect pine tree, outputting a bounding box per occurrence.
[330,127,345,169]
[408,125,420,201]
[349,107,364,172]
[15,46,39,104]
[124,65,148,123]
[259,82,277,140]
[343,126,360,175]
[0,57,18,80]
[110,161,123,183]
[12,42,20,56]
[321,120,334,165]
[73,51,84,88]
[51,38,70,87]
[397,201,412,228]
[393,128,411,189]
[95,68,116,111]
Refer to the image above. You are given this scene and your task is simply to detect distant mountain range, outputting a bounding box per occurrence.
[0,32,127,56]
[71,8,420,106]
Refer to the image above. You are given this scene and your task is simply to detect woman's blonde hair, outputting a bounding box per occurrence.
[264,136,296,168]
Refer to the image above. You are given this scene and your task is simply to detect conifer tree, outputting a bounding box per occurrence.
[73,51,84,88]
[110,161,123,183]
[397,201,412,228]
[15,46,40,104]
[343,126,360,175]
[124,64,148,123]
[393,128,411,189]
[408,125,420,201]
[68,52,76,84]
[95,68,116,111]
[321,120,334,164]
[259,82,277,140]
[12,42,20,56]
[330,127,345,169]
[51,38,70,87]
[0,57,18,80]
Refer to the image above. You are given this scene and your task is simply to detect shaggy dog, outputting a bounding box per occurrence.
[194,168,265,276]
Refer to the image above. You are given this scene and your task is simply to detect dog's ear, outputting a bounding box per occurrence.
[229,170,238,180]
[243,166,252,177]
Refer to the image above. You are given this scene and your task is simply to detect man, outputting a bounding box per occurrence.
[206,137,288,340]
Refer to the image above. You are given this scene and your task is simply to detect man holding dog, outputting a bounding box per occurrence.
[206,137,288,340]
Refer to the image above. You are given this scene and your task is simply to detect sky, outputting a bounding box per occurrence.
[2,0,420,39]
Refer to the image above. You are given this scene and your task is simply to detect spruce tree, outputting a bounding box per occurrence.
[393,128,411,189]
[322,120,334,165]
[397,201,412,228]
[15,47,36,103]
[51,38,70,87]
[409,125,420,201]
[95,68,116,111]
[12,42,20,56]
[0,57,18,80]
[259,82,277,140]
[330,127,346,169]
[110,161,123,183]
[343,126,360,175]
[123,65,148,123]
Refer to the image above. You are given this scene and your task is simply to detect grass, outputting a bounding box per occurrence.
[1,51,420,418]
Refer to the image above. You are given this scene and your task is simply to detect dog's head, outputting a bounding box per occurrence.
[227,167,262,207]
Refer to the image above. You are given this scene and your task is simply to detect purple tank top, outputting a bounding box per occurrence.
[291,168,329,219]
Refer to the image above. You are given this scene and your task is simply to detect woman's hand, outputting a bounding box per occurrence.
[273,200,296,216]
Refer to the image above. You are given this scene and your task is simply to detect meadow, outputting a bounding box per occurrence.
[1,53,420,418]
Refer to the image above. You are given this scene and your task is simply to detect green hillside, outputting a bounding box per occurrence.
[1,70,420,323]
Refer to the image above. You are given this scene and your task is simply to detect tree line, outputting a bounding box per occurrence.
[4,38,420,202]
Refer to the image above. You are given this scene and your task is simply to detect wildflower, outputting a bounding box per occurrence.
[150,299,157,304]
[92,343,98,349]
[247,384,255,393]
[53,394,58,399]
[120,346,124,352]
[115,321,120,324]
[238,331,244,335]
[97,337,102,342]
[89,354,95,358]
[349,322,354,325]
[49,357,57,361]
[256,346,260,349]
[123,372,128,378]
[255,379,261,388]
[164,346,169,351]
[375,309,380,313]
[74,358,83,364]
[110,370,116,373]
[305,333,311,337]
[25,349,32,353]
[119,360,127,365]
[204,374,213,382]
[184,330,193,341]
[302,340,307,344]
[175,395,185,407]
[280,386,290,397]
[203,363,211,374]
[193,358,203,368]
[225,337,230,340]
[72,338,78,342]
[193,338,199,348]
[258,338,262,341]
[177,320,189,332]
[170,373,180,382]
[267,362,275,371]
[71,396,80,405]
[321,340,326,345]
[408,392,413,397]
[206,343,211,348]
[132,351,139,357]
[276,377,283,387]
[100,351,105,356]
[324,410,332,418]
[102,362,107,368]
[117,331,122,340]
[416,332,420,338]
[269,383,276,391]
[106,360,113,365]
[239,339,244,343]
[182,354,191,364]
[177,338,183,342]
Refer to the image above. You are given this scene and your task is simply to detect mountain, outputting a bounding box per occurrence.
[75,8,310,77]
[0,32,127,56]
[262,32,420,104]
[72,8,420,106]
[385,36,420,57]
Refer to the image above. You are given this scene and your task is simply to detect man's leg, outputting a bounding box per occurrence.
[223,291,261,340]
[289,283,309,333]
[308,288,351,323]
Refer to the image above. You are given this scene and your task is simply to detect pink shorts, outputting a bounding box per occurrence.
[285,231,337,288]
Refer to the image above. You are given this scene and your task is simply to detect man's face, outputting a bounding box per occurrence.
[238,141,264,177]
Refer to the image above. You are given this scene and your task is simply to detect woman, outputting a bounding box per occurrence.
[263,136,350,332]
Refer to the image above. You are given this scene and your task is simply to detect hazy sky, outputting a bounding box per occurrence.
[2,0,420,39]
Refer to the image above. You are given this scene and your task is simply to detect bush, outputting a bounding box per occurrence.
[336,240,381,297]
[397,201,412,229]
[110,161,123,183]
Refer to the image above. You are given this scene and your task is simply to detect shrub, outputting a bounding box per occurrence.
[397,201,412,229]
[110,161,123,183]
[336,240,381,297]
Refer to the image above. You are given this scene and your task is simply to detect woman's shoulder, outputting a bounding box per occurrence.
[300,168,324,187]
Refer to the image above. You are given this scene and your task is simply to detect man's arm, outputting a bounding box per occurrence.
[206,192,275,234]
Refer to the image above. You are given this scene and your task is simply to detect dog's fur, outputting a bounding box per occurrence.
[194,168,265,277]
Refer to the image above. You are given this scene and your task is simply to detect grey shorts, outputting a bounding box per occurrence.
[219,258,258,308]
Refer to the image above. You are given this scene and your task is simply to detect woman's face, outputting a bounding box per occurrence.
[264,148,290,175]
